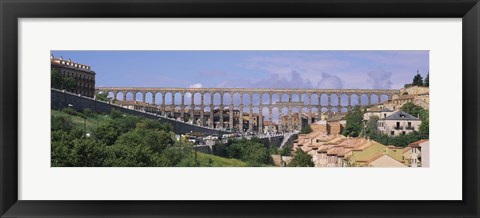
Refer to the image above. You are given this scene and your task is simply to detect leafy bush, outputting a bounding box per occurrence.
[51,116,74,131]
[82,108,95,118]
[278,145,292,156]
[224,138,269,166]
[300,125,313,134]
[287,149,314,167]
[62,107,83,117]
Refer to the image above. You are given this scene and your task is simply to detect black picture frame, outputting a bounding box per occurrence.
[1,0,479,217]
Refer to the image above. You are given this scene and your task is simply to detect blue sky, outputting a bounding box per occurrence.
[51,50,429,90]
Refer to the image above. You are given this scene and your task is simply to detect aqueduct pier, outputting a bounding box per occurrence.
[96,87,400,133]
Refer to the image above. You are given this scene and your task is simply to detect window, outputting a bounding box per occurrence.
[402,131,406,135]
[408,122,411,127]
[390,131,394,136]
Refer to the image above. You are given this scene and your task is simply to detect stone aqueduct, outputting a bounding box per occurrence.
[96,87,400,133]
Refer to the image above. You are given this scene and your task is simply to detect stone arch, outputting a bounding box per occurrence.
[281,93,289,102]
[350,94,359,106]
[183,92,192,105]
[212,106,221,128]
[360,94,369,105]
[321,107,329,113]
[155,92,163,105]
[174,92,182,105]
[380,94,389,103]
[370,94,379,105]
[107,91,115,100]
[272,107,280,124]
[340,94,349,106]
[164,92,173,105]
[164,106,173,118]
[174,106,182,120]
[126,92,134,101]
[116,92,124,101]
[184,106,192,122]
[271,93,280,104]
[145,92,153,104]
[301,94,309,105]
[330,94,339,106]
[194,106,202,125]
[331,107,339,113]
[134,92,143,102]
[204,93,211,105]
[311,94,319,105]
[223,93,231,105]
[193,92,202,105]
[242,93,250,106]
[213,93,221,105]
[233,93,242,106]
[311,107,319,121]
[252,93,260,106]
[291,93,300,102]
[341,107,348,113]
[262,93,270,105]
[301,107,310,124]
[320,94,329,106]
[262,107,270,123]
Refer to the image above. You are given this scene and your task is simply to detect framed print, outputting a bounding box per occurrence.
[1,0,479,217]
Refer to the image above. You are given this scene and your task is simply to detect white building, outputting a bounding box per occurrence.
[406,139,429,167]
[377,110,421,136]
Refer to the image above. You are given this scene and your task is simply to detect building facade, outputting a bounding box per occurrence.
[51,55,96,97]
[377,110,422,136]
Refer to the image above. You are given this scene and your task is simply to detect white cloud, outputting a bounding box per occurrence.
[316,73,343,89]
[367,69,393,89]
[188,83,203,88]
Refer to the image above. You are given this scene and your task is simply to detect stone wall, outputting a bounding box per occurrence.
[51,89,227,135]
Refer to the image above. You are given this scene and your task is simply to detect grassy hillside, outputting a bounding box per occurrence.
[51,109,108,132]
[196,152,248,167]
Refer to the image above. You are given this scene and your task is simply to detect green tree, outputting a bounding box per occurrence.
[51,116,74,131]
[400,102,425,118]
[287,149,314,167]
[418,110,429,137]
[300,124,313,134]
[226,138,269,166]
[70,138,110,167]
[364,115,379,138]
[279,146,292,156]
[342,106,363,137]
[63,76,77,91]
[94,120,123,145]
[412,71,424,86]
[51,69,63,89]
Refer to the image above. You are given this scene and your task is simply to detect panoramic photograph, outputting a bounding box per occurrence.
[50,51,429,167]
